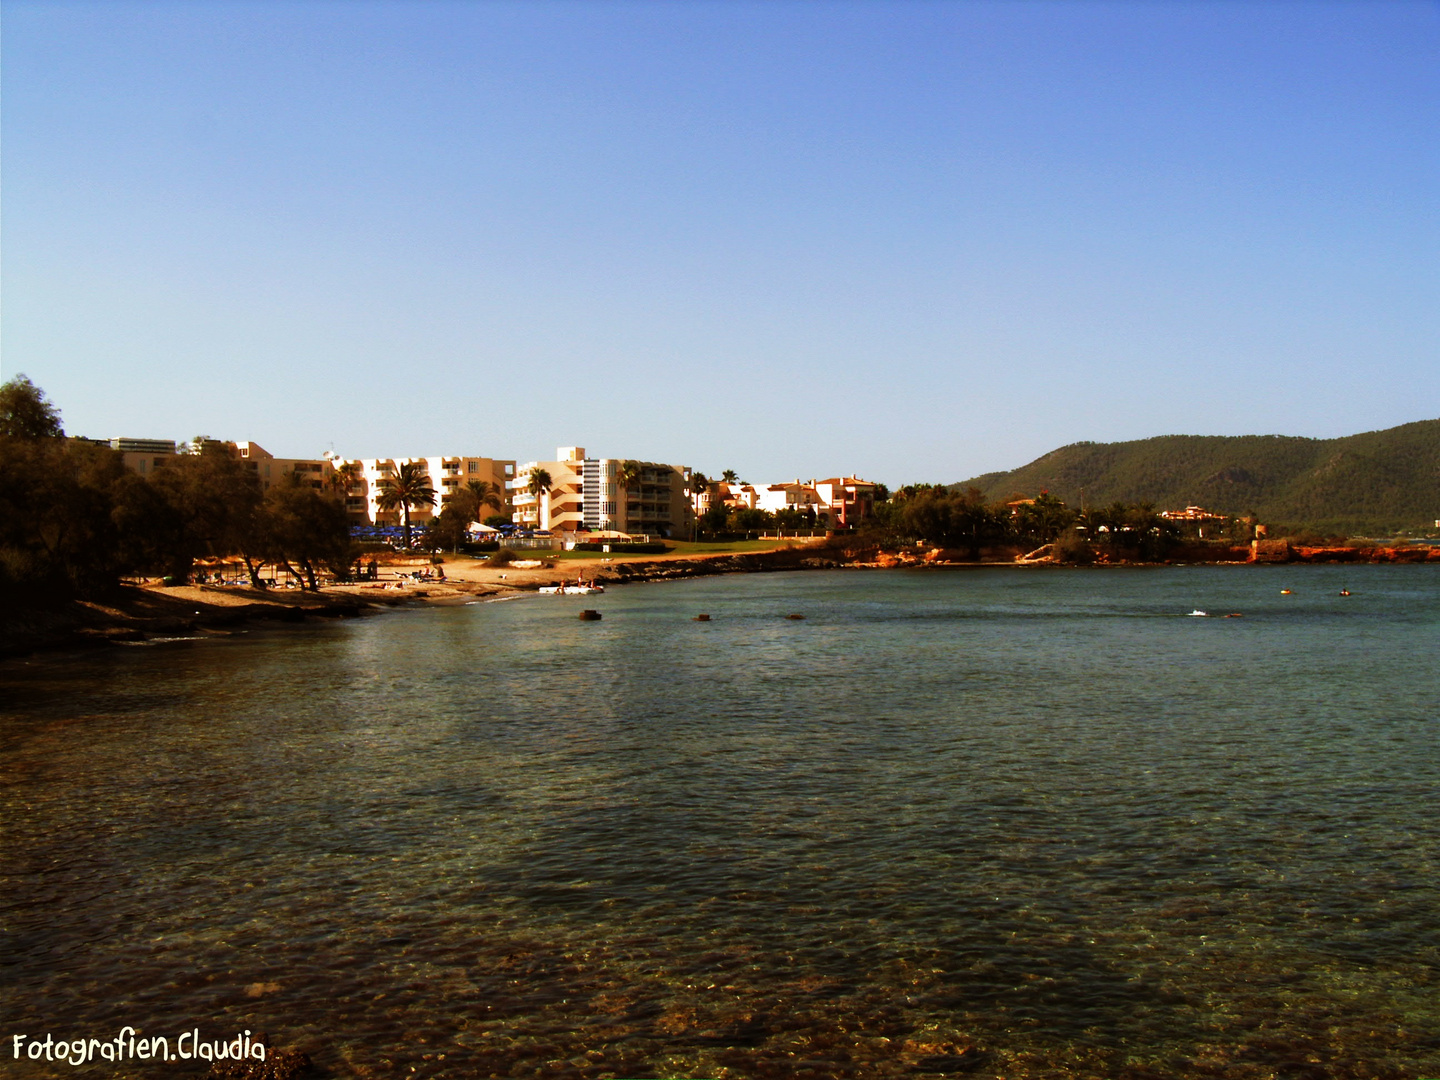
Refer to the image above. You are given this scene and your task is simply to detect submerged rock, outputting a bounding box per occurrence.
[207,1046,312,1080]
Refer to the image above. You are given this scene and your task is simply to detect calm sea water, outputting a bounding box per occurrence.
[2,566,1438,1079]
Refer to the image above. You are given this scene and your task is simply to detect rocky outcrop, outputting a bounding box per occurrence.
[1293,544,1440,563]
[1250,539,1295,563]
[0,586,373,660]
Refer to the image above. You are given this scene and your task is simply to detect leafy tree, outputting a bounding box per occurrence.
[426,503,474,553]
[110,469,185,581]
[1010,492,1076,545]
[1051,526,1096,564]
[376,461,436,548]
[729,507,773,532]
[0,436,125,599]
[0,374,64,439]
[699,501,729,536]
[901,486,1004,558]
[1051,498,1179,562]
[147,443,265,582]
[262,474,352,589]
[891,483,941,503]
[774,507,814,530]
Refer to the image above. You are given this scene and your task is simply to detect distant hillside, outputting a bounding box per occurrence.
[958,420,1440,535]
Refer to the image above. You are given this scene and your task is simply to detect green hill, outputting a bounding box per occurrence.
[958,420,1440,536]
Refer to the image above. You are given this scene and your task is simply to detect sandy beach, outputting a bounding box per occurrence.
[0,541,841,659]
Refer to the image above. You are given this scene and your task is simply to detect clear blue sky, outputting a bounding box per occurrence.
[3,0,1436,485]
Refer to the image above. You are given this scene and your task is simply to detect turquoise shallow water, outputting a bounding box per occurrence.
[2,565,1438,1079]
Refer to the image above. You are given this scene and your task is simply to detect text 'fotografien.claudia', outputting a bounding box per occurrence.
[10,1027,266,1065]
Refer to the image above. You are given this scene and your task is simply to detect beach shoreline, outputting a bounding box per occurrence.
[0,544,831,661]
[3,539,1435,662]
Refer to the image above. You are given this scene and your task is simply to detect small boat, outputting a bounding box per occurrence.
[539,583,605,595]
[1339,589,1351,596]
[1280,589,1293,595]
[1188,609,1208,617]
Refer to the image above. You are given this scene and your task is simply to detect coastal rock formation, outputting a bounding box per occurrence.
[1248,539,1439,564]
[1250,539,1294,563]
[0,585,373,659]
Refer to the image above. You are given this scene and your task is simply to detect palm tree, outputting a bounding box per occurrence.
[527,467,553,531]
[615,460,643,531]
[689,471,710,506]
[464,479,504,524]
[721,469,739,484]
[376,461,436,548]
[688,472,711,540]
[327,460,362,495]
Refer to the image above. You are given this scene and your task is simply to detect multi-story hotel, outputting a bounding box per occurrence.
[94,437,177,477]
[510,447,694,538]
[340,455,516,528]
[89,430,873,536]
[84,437,331,491]
[234,442,331,491]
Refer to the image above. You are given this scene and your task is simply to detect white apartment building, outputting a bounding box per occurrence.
[510,448,586,533]
[341,455,516,527]
[755,480,828,517]
[511,447,694,538]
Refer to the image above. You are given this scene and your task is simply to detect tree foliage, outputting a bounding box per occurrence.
[527,467,553,530]
[898,486,1007,556]
[375,461,436,548]
[463,480,504,520]
[1,379,354,601]
[0,374,64,439]
[0,437,125,598]
[958,420,1440,534]
[262,473,353,589]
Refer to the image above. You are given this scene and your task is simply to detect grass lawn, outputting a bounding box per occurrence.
[664,538,814,556]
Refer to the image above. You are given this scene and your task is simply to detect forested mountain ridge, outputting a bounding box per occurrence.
[957,419,1440,535]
